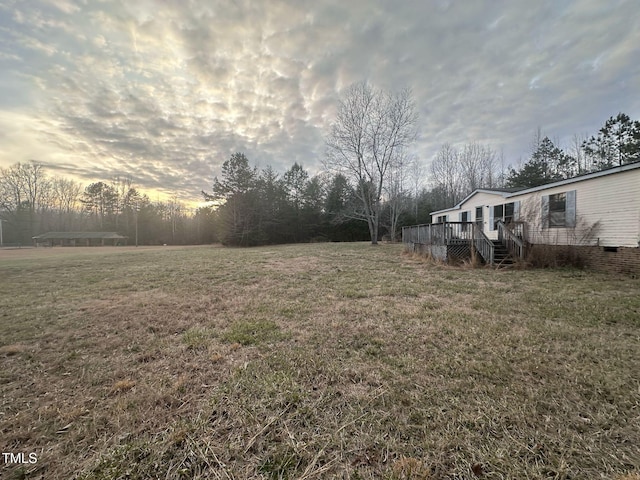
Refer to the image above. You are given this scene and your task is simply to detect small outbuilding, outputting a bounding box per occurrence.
[32,232,128,247]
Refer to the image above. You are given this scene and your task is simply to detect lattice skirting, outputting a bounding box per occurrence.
[447,244,471,263]
[406,242,474,264]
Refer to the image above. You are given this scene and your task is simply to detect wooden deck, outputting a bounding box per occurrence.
[402,221,526,266]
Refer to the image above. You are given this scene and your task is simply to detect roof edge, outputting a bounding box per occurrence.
[430,161,640,215]
[504,160,640,197]
[430,189,513,216]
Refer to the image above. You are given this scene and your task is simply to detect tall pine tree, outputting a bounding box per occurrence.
[507,137,575,188]
[583,113,640,169]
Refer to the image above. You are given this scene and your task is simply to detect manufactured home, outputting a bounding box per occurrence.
[403,162,640,274]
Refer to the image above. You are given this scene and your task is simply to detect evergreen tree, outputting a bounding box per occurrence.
[325,174,352,217]
[506,137,574,188]
[81,181,118,230]
[583,112,640,169]
[255,166,288,244]
[301,176,326,240]
[202,153,259,246]
[283,163,309,242]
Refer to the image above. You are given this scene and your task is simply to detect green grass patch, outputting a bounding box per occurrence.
[181,327,211,350]
[221,319,289,346]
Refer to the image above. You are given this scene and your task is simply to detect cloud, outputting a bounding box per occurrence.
[0,0,639,203]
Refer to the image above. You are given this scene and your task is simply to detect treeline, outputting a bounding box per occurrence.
[0,162,215,245]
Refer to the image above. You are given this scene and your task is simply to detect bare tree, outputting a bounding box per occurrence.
[0,164,24,213]
[167,194,183,244]
[570,133,589,174]
[384,149,413,241]
[409,156,426,220]
[530,126,544,154]
[111,176,136,229]
[458,142,497,192]
[496,147,507,188]
[430,143,462,207]
[430,142,500,208]
[0,161,51,241]
[52,176,82,230]
[325,82,417,244]
[13,162,50,216]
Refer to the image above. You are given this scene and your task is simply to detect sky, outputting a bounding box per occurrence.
[1,0,639,205]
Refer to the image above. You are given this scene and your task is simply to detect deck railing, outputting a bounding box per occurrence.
[471,223,494,264]
[402,222,474,246]
[497,221,526,260]
[402,222,508,265]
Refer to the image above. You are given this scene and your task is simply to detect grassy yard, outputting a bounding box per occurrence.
[0,243,639,479]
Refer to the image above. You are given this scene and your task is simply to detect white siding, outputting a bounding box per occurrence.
[431,192,507,240]
[461,192,512,240]
[509,168,640,247]
[429,167,640,247]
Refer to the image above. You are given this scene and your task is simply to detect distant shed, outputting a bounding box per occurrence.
[32,232,128,247]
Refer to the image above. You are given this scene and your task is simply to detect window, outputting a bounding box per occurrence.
[436,215,447,223]
[460,211,470,232]
[549,193,566,227]
[504,202,515,224]
[475,206,483,226]
[492,204,503,230]
[542,190,576,229]
[489,201,520,230]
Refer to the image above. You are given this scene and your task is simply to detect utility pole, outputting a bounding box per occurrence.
[135,203,139,247]
[0,218,3,247]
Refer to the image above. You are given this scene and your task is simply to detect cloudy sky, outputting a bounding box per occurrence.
[1,0,639,204]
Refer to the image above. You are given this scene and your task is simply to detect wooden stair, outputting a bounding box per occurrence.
[491,240,514,268]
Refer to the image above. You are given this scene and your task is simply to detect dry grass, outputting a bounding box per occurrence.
[109,379,137,395]
[0,243,639,479]
[0,344,26,356]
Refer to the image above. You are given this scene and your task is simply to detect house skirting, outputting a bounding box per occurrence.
[575,245,640,275]
[407,243,471,264]
[527,244,640,275]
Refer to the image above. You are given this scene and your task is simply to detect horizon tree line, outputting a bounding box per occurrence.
[2,81,638,246]
[0,164,215,246]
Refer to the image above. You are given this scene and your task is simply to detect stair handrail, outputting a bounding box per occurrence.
[472,223,494,264]
[497,220,525,260]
